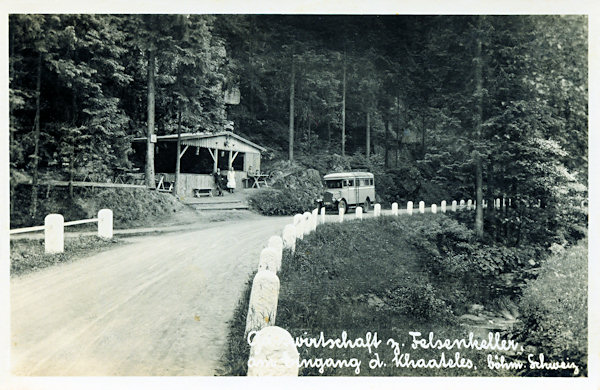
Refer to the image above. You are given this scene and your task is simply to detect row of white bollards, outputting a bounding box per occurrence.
[245,194,519,375]
[246,206,328,376]
[43,209,113,254]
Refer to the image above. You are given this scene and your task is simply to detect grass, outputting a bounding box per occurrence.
[220,214,524,376]
[10,235,120,277]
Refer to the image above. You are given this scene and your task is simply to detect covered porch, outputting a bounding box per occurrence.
[132,131,266,198]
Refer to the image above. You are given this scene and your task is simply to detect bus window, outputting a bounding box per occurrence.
[326,180,343,189]
[345,179,355,187]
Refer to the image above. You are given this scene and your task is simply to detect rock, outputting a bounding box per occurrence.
[459,314,487,323]
[468,303,484,314]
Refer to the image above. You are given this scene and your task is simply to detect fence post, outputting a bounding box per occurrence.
[407,201,413,215]
[459,199,465,209]
[320,207,326,224]
[303,212,312,236]
[431,204,437,214]
[419,201,425,214]
[268,236,283,270]
[258,247,280,273]
[374,203,381,217]
[293,214,304,240]
[44,214,64,254]
[245,270,280,335]
[441,200,447,213]
[311,208,319,231]
[356,206,363,220]
[338,208,344,222]
[467,199,472,210]
[98,209,113,239]
[282,224,296,253]
[391,202,398,216]
[495,198,501,209]
[451,200,457,212]
[247,326,299,376]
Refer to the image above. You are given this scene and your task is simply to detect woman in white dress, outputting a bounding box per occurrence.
[227,167,236,193]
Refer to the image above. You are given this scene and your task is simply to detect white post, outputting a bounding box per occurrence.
[338,208,344,222]
[311,208,318,230]
[268,236,283,270]
[467,199,472,210]
[391,202,398,216]
[356,206,363,220]
[441,200,447,213]
[44,214,64,254]
[419,201,425,214]
[258,247,280,273]
[459,199,465,209]
[293,214,303,239]
[303,212,312,235]
[320,207,326,224]
[247,326,299,376]
[407,201,413,215]
[495,198,501,209]
[98,209,113,239]
[282,224,296,253]
[509,198,512,207]
[374,203,381,217]
[245,270,280,335]
[503,197,506,208]
[431,204,437,214]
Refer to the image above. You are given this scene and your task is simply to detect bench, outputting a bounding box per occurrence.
[193,188,213,197]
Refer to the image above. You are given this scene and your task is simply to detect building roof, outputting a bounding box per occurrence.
[323,172,374,180]
[133,131,266,153]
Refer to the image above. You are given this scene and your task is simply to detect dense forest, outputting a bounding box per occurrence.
[9,14,587,245]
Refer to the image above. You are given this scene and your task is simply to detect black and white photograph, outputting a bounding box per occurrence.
[1,2,597,389]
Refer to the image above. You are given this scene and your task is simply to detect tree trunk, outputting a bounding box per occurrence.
[384,119,390,169]
[396,91,401,167]
[145,48,156,188]
[68,92,77,199]
[421,114,426,159]
[288,52,295,161]
[474,17,484,240]
[366,110,370,158]
[327,120,331,149]
[307,103,311,153]
[30,51,42,221]
[341,50,346,157]
[174,110,182,196]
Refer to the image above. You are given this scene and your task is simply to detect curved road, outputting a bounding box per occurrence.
[11,216,290,376]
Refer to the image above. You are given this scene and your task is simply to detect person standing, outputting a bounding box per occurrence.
[227,167,236,193]
[213,168,223,196]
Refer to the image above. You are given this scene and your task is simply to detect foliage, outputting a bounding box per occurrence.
[10,185,185,229]
[514,238,588,376]
[247,187,317,216]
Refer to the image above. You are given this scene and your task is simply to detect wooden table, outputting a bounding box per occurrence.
[248,173,269,188]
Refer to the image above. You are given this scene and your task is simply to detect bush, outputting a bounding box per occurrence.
[248,165,323,215]
[248,188,318,215]
[515,238,588,376]
[10,185,184,229]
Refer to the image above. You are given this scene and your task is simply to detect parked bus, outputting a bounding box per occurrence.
[317,172,375,213]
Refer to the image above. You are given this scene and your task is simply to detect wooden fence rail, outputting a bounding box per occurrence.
[9,209,113,254]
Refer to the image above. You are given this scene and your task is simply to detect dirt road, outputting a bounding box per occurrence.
[11,216,290,376]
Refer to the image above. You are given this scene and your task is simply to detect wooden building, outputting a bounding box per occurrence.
[132,131,266,197]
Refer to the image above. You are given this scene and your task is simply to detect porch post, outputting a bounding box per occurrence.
[213,148,218,173]
[228,149,233,170]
